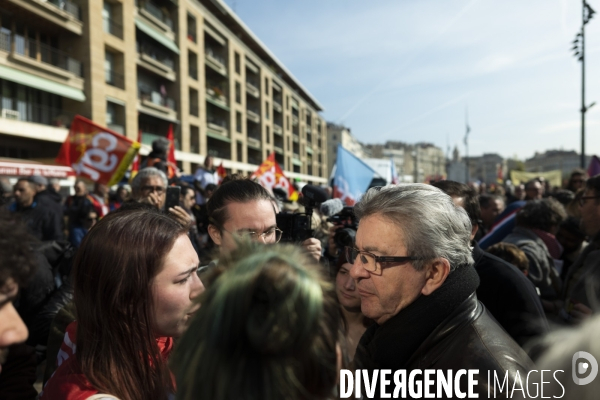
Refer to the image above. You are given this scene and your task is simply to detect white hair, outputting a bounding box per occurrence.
[354,184,474,271]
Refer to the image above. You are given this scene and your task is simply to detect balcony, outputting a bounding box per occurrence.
[1,101,74,128]
[292,134,299,143]
[1,32,83,79]
[136,1,175,41]
[273,145,283,154]
[105,70,125,89]
[292,115,299,125]
[205,87,229,111]
[247,137,261,150]
[103,16,123,39]
[9,0,83,35]
[206,118,230,142]
[273,123,283,135]
[205,48,226,75]
[273,100,282,113]
[246,108,260,123]
[245,81,259,98]
[137,42,176,81]
[138,89,177,121]
[306,125,312,134]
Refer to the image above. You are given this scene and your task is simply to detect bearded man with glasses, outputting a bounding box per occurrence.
[349,184,533,398]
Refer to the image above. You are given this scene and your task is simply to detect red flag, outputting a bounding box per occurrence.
[588,155,600,178]
[217,162,227,184]
[251,153,298,201]
[131,130,142,177]
[166,124,177,179]
[56,115,140,185]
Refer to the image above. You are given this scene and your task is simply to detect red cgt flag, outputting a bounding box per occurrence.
[251,153,298,201]
[166,124,177,178]
[56,115,140,185]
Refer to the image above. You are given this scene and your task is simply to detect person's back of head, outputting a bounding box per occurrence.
[172,240,341,400]
[486,242,529,275]
[535,314,600,399]
[515,198,567,233]
[430,180,480,227]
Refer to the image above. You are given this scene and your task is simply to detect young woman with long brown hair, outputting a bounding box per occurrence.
[40,207,204,400]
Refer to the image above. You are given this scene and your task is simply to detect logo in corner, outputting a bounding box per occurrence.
[572,351,598,385]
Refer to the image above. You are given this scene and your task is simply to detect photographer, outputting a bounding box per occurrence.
[207,177,321,262]
[322,199,358,266]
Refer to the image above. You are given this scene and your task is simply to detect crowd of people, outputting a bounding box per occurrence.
[0,160,599,399]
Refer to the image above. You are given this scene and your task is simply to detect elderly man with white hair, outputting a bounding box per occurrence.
[349,184,534,398]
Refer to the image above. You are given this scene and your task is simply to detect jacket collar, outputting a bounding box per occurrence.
[406,293,482,368]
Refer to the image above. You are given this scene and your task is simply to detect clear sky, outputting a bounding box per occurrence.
[224,0,600,161]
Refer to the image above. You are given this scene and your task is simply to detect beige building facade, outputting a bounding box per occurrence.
[326,123,368,178]
[0,0,327,182]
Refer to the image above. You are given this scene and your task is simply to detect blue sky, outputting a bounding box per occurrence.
[225,0,600,161]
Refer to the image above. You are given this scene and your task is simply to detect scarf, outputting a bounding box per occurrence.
[531,228,563,260]
[40,322,174,400]
[355,263,480,371]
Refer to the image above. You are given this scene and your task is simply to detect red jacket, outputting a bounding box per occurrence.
[40,322,174,400]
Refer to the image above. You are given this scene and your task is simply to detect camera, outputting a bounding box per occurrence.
[328,207,358,250]
[276,185,327,243]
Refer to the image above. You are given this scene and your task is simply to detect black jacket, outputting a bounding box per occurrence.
[355,294,535,399]
[473,242,549,347]
[9,201,63,241]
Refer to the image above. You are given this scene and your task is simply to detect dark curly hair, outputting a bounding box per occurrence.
[515,198,567,232]
[0,208,37,288]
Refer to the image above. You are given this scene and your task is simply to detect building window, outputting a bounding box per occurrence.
[105,50,124,89]
[264,77,269,95]
[286,95,289,110]
[187,13,197,43]
[287,136,290,151]
[234,52,240,74]
[188,50,198,80]
[265,102,269,120]
[189,88,199,116]
[235,82,241,104]
[286,116,290,130]
[237,140,243,162]
[266,126,270,144]
[106,100,125,135]
[190,125,199,153]
[236,111,242,133]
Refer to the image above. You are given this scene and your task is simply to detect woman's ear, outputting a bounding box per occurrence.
[207,224,222,246]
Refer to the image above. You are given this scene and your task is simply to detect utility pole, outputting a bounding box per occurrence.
[464,108,470,183]
[572,1,596,168]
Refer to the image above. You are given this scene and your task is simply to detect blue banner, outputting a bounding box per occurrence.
[333,145,376,205]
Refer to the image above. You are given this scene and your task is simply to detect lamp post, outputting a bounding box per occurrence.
[572,0,596,169]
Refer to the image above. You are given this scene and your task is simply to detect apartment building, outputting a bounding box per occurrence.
[0,0,327,182]
[326,123,369,177]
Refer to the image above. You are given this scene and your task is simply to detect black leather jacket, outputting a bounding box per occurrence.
[405,294,535,398]
[356,293,535,399]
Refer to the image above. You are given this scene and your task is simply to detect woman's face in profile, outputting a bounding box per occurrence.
[152,234,205,338]
[336,263,361,310]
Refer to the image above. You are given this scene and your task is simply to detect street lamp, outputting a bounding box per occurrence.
[572,0,596,169]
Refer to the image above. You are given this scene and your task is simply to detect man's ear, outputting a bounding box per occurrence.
[470,223,479,241]
[421,258,451,296]
[207,224,222,246]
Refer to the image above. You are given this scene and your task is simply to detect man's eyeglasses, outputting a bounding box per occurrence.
[141,185,166,194]
[345,246,420,275]
[224,227,283,244]
[579,195,600,207]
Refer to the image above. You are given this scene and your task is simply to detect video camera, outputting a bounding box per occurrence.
[327,206,358,250]
[276,184,328,243]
